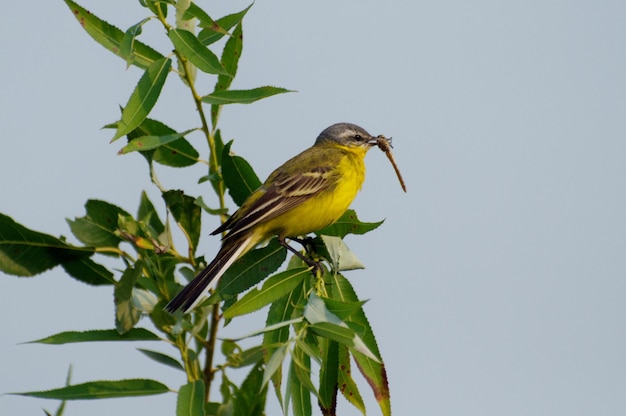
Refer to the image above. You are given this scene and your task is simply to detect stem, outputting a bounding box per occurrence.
[203,303,221,399]
[155,9,228,401]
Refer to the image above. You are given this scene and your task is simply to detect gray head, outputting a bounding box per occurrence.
[314,122,378,148]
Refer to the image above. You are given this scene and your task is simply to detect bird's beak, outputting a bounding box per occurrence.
[368,135,382,146]
[369,135,391,147]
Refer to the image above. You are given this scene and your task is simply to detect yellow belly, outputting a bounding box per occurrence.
[259,149,366,238]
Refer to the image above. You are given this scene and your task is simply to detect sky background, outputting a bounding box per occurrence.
[1,1,625,415]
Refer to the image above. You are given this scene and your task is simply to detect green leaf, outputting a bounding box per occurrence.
[232,317,303,342]
[0,213,93,277]
[115,263,143,334]
[225,345,265,369]
[142,0,168,19]
[221,141,262,206]
[182,3,223,34]
[120,18,152,67]
[263,283,302,406]
[337,344,366,415]
[119,128,197,154]
[27,328,160,345]
[63,0,164,69]
[43,366,72,416]
[291,344,317,395]
[162,190,201,252]
[194,196,228,216]
[176,380,205,416]
[264,285,300,349]
[125,118,200,167]
[61,257,115,285]
[137,349,184,371]
[138,191,165,235]
[211,22,243,127]
[11,379,169,400]
[232,361,267,416]
[67,200,129,247]
[286,357,311,416]
[223,267,308,318]
[198,3,253,45]
[169,29,229,76]
[315,295,366,323]
[317,209,384,238]
[330,274,390,416]
[213,238,286,299]
[112,57,172,142]
[218,23,242,89]
[206,128,225,195]
[309,322,357,349]
[304,293,380,363]
[202,86,292,105]
[263,343,287,389]
[318,339,339,412]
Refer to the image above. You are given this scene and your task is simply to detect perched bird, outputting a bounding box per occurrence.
[166,122,382,313]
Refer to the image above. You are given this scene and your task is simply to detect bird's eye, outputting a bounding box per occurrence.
[353,134,363,141]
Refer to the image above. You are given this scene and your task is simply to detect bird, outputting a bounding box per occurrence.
[165,122,382,313]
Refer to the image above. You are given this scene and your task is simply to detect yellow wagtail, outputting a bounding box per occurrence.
[166,122,383,313]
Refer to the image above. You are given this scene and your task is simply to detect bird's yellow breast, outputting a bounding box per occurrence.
[259,145,367,238]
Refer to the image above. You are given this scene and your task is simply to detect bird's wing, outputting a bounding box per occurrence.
[217,165,338,240]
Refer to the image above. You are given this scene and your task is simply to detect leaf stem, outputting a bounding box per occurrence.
[155,9,227,402]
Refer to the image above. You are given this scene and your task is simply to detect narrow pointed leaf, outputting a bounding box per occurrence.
[263,283,302,404]
[138,191,165,235]
[115,263,143,334]
[225,345,265,369]
[330,274,390,416]
[198,3,253,45]
[169,29,229,75]
[211,22,243,127]
[112,57,171,142]
[263,345,288,388]
[221,141,262,206]
[287,358,311,416]
[125,118,199,167]
[217,23,242,91]
[176,380,205,416]
[67,200,130,247]
[318,209,384,238]
[0,213,93,277]
[62,257,115,285]
[137,349,184,371]
[230,317,303,342]
[337,344,366,415]
[162,190,201,251]
[291,344,317,395]
[120,18,151,66]
[223,267,308,318]
[318,339,339,412]
[304,293,380,362]
[214,238,286,298]
[232,361,267,416]
[182,3,225,34]
[119,128,197,154]
[63,0,164,69]
[27,328,160,345]
[201,86,292,105]
[194,196,228,216]
[12,379,169,400]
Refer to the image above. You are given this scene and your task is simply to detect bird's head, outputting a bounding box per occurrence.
[314,123,379,149]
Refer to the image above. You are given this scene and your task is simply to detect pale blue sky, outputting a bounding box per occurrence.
[2,1,625,415]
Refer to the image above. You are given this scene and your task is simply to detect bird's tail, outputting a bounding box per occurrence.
[165,234,254,314]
